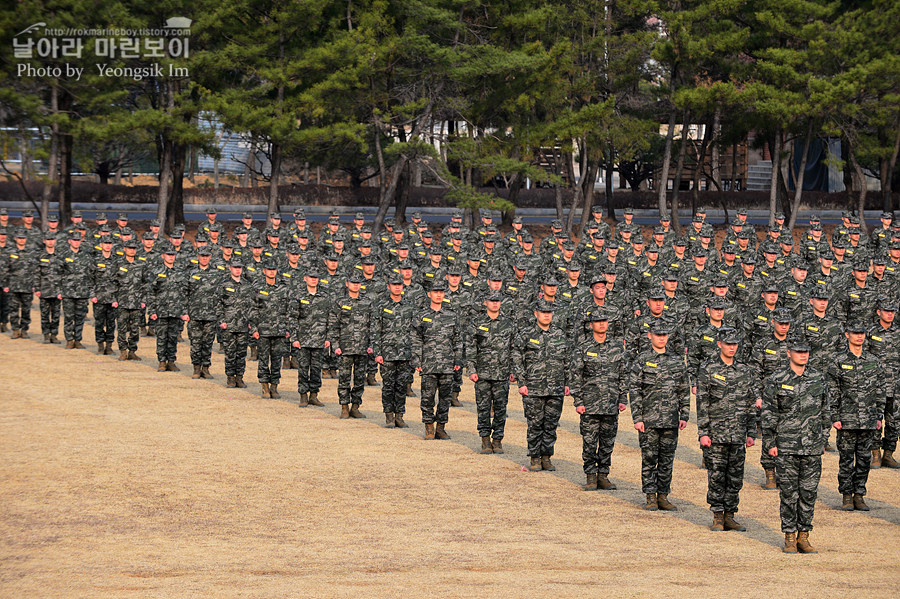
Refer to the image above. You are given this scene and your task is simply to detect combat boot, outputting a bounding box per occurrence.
[871,449,882,469]
[657,494,677,511]
[724,512,746,531]
[235,376,247,388]
[0,322,6,332]
[491,439,504,454]
[435,423,450,439]
[384,412,395,427]
[882,450,900,468]
[282,356,291,370]
[249,346,258,361]
[710,512,725,531]
[73,340,84,349]
[65,340,75,349]
[269,384,280,399]
[200,366,211,379]
[192,365,202,379]
[783,532,797,553]
[541,456,555,471]
[158,361,167,372]
[841,494,854,510]
[97,343,105,354]
[643,493,659,511]
[598,474,617,490]
[49,334,59,344]
[480,437,493,454]
[297,393,309,407]
[762,468,777,490]
[104,342,113,355]
[853,494,870,511]
[394,413,408,428]
[43,333,51,344]
[226,375,236,388]
[349,404,366,419]
[119,350,128,361]
[366,372,378,386]
[308,392,323,406]
[424,423,436,439]
[406,384,417,397]
[528,457,542,471]
[260,382,270,398]
[128,350,141,361]
[583,473,598,491]
[340,404,351,419]
[166,361,180,372]
[450,391,461,407]
[796,531,817,554]
[11,329,20,339]
[19,331,29,340]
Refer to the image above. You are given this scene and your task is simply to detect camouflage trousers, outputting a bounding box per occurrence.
[775,453,821,533]
[706,442,746,513]
[523,395,564,457]
[380,360,412,414]
[116,308,142,352]
[323,347,338,372]
[92,302,116,343]
[0,288,8,323]
[579,414,618,475]
[62,298,89,341]
[338,354,366,405]
[638,428,679,494]
[420,372,454,424]
[837,429,875,496]
[475,379,509,440]
[40,296,60,336]
[8,291,32,331]
[296,347,324,394]
[875,395,898,452]
[154,316,181,362]
[222,330,249,376]
[759,412,776,470]
[188,319,216,366]
[367,353,378,376]
[257,336,285,384]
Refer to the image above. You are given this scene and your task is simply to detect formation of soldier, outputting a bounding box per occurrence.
[2,203,900,554]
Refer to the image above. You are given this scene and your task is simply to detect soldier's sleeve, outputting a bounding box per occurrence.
[0,254,8,288]
[761,376,777,449]
[825,359,841,422]
[465,321,478,375]
[371,301,383,357]
[686,333,700,385]
[748,371,762,438]
[821,371,833,432]
[677,360,690,423]
[873,361,886,426]
[695,364,710,439]
[410,313,423,370]
[511,333,526,388]
[628,358,643,424]
[570,348,584,407]
[326,299,340,349]
[452,312,463,368]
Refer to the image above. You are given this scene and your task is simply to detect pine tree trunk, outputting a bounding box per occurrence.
[768,129,781,227]
[849,146,869,233]
[41,83,59,225]
[268,142,282,216]
[657,109,677,215]
[787,123,814,231]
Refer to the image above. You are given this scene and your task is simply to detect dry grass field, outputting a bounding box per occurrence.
[2,304,899,598]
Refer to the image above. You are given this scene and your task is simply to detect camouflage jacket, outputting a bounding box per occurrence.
[696,357,759,443]
[629,349,690,428]
[796,313,843,371]
[186,265,223,320]
[91,252,119,303]
[466,309,515,380]
[750,334,791,381]
[729,274,764,307]
[687,323,744,384]
[37,250,62,297]
[251,279,290,337]
[762,366,831,455]
[327,292,373,355]
[217,276,254,332]
[835,283,879,323]
[511,323,569,396]
[570,336,628,415]
[289,287,331,348]
[866,322,900,396]
[372,295,418,361]
[114,257,147,310]
[626,313,685,359]
[411,306,463,373]
[2,245,38,293]
[56,248,95,298]
[826,349,886,429]
[146,264,188,318]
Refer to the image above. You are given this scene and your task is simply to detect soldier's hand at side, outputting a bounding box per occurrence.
[150,314,157,320]
[700,435,711,447]
[334,348,342,356]
[564,386,570,396]
[182,315,190,322]
[2,288,7,293]
[324,340,330,348]
[678,420,687,430]
[141,303,145,308]
[509,374,515,383]
[877,420,882,430]
[453,364,460,371]
[220,322,227,329]
[634,422,645,432]
[746,437,755,448]
[112,302,117,308]
[691,386,697,396]
[469,373,478,382]
[376,356,384,364]
[90,297,98,303]
[618,403,626,412]
[35,291,41,298]
[575,405,585,415]
[833,421,842,430]
[518,385,528,396]
[769,447,778,457]
[756,398,763,409]
[292,341,300,348]
[252,332,259,339]
[57,294,62,299]
[366,347,373,354]
[415,366,422,372]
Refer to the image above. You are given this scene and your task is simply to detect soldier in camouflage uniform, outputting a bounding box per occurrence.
[373,276,417,427]
[1,229,36,338]
[147,244,189,371]
[827,322,886,511]
[114,239,147,360]
[629,324,690,511]
[290,269,330,407]
[0,226,9,332]
[218,261,253,388]
[186,246,221,379]
[90,236,118,354]
[868,299,900,468]
[36,233,62,343]
[761,338,831,554]
[468,292,515,454]
[251,261,290,399]
[512,300,570,471]
[328,273,374,419]
[58,232,94,348]
[696,328,759,531]
[836,262,878,322]
[412,281,463,439]
[571,310,627,490]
